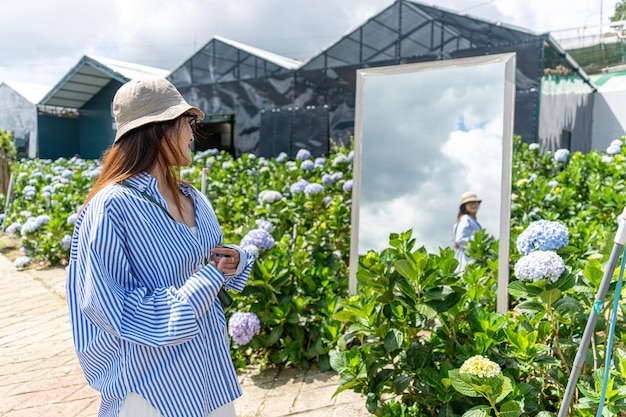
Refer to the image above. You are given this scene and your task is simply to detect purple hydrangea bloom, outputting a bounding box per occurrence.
[240,228,275,251]
[255,219,273,232]
[301,160,315,170]
[554,148,570,162]
[348,150,354,162]
[290,179,309,194]
[228,312,261,345]
[5,222,22,236]
[342,180,353,192]
[516,220,569,256]
[314,157,326,167]
[304,183,324,197]
[296,149,311,160]
[514,250,565,283]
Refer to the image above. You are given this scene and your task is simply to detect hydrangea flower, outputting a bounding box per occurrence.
[61,235,72,250]
[547,180,558,187]
[460,355,501,378]
[304,183,324,197]
[222,161,233,169]
[5,222,22,236]
[514,250,565,283]
[61,169,74,179]
[332,154,349,166]
[255,219,273,232]
[348,150,354,162]
[22,185,36,198]
[296,149,311,160]
[13,256,31,269]
[516,219,568,255]
[607,144,622,155]
[602,155,614,163]
[228,312,261,345]
[528,143,540,151]
[314,157,326,168]
[342,180,353,192]
[322,174,335,186]
[301,160,315,170]
[290,179,309,194]
[331,172,343,182]
[240,228,275,252]
[258,190,283,204]
[67,213,78,225]
[276,152,288,163]
[242,245,259,258]
[554,148,570,162]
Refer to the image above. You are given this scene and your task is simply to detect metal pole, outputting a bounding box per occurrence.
[558,219,626,416]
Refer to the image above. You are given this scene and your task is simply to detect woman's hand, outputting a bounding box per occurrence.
[209,245,240,275]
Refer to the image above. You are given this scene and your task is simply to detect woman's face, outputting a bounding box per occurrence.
[466,201,480,215]
[170,114,196,166]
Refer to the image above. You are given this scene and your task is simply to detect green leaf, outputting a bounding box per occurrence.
[539,288,562,305]
[392,374,412,394]
[448,369,481,397]
[395,259,417,281]
[384,329,403,353]
[499,400,522,417]
[493,376,513,404]
[462,405,491,417]
[514,301,545,314]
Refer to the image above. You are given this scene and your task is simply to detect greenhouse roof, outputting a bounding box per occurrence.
[214,36,302,70]
[300,0,545,71]
[1,80,50,103]
[39,55,168,109]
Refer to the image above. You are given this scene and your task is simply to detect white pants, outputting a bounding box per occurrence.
[119,392,236,417]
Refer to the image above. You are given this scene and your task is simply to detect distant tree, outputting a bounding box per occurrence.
[611,1,626,22]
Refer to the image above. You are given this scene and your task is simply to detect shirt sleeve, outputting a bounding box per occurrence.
[222,244,254,292]
[74,208,225,348]
[454,215,472,247]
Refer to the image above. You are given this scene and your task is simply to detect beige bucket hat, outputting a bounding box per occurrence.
[460,191,482,205]
[112,77,205,142]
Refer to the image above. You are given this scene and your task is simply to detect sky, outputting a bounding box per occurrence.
[0,0,618,90]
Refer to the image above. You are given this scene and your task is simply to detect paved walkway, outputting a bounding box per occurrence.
[0,254,369,417]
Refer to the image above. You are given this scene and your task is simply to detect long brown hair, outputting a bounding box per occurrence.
[456,203,476,222]
[83,117,187,213]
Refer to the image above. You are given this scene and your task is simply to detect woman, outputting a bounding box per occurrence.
[67,77,253,417]
[453,191,483,271]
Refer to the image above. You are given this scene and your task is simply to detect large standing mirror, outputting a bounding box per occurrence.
[349,53,516,313]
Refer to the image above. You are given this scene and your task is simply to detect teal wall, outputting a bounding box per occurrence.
[38,80,123,160]
[38,115,79,159]
[78,80,122,160]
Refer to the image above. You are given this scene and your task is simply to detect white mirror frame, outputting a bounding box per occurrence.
[349,53,516,314]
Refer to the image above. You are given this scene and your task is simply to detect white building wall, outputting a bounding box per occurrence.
[0,83,38,158]
[591,89,626,151]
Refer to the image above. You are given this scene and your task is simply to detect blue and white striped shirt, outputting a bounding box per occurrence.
[67,172,253,417]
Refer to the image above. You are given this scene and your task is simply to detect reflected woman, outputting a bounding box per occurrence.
[453,192,483,271]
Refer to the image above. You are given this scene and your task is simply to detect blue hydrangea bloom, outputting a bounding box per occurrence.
[5,222,22,236]
[67,213,78,225]
[322,174,335,186]
[228,312,261,345]
[301,160,315,170]
[290,179,309,194]
[343,180,353,192]
[14,256,31,269]
[332,154,349,166]
[516,219,569,255]
[547,180,558,187]
[514,250,565,283]
[61,235,72,250]
[296,149,311,160]
[276,152,288,163]
[348,150,354,162]
[304,183,324,197]
[314,157,326,167]
[607,144,621,155]
[554,148,570,162]
[240,228,275,251]
[331,172,344,182]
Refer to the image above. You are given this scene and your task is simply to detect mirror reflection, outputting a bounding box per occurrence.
[349,54,515,312]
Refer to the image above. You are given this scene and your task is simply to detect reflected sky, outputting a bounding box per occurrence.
[358,62,505,254]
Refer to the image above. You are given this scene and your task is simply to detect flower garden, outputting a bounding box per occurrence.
[2,134,626,416]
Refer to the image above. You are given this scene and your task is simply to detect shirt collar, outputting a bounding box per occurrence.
[124,172,193,197]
